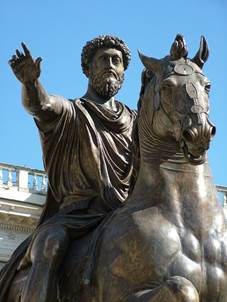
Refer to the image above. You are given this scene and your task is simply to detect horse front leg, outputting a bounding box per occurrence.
[130,276,199,302]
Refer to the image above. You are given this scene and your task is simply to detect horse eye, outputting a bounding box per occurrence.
[205,83,211,94]
[145,70,154,79]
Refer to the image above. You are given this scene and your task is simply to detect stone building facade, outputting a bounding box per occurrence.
[0,162,226,270]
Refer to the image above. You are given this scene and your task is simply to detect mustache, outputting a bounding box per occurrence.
[99,69,119,80]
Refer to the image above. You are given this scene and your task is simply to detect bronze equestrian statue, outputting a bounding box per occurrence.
[0,35,138,302]
[2,35,227,302]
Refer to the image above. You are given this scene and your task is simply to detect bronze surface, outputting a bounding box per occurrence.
[1,35,226,302]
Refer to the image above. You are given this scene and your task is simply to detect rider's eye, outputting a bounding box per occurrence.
[205,83,211,94]
[113,56,121,65]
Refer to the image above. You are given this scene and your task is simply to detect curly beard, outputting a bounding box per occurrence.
[90,71,124,99]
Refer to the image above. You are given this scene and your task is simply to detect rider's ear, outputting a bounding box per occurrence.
[85,65,91,78]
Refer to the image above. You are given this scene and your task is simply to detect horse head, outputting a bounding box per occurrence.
[138,34,216,165]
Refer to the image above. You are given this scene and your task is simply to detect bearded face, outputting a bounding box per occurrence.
[90,69,124,99]
[88,48,125,99]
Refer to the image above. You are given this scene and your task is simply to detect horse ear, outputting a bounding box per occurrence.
[192,36,209,69]
[138,50,160,74]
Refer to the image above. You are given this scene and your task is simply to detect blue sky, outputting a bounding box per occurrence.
[0,0,226,186]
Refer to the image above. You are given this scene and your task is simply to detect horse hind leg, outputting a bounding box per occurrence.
[130,276,199,302]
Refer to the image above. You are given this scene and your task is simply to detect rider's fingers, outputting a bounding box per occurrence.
[17,260,25,271]
[21,42,31,57]
[11,55,17,61]
[17,255,30,271]
[8,55,17,66]
[35,57,42,69]
[16,49,24,58]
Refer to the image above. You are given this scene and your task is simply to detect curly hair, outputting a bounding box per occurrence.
[81,35,131,77]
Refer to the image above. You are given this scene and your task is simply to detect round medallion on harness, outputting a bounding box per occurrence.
[174,64,194,76]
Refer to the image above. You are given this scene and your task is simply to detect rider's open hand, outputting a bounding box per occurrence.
[9,43,42,84]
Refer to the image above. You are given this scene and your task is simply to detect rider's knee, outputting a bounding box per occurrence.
[44,233,66,259]
[31,226,69,264]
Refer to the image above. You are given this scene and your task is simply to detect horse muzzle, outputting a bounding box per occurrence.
[180,118,216,165]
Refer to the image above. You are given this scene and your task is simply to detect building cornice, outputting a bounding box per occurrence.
[0,221,35,233]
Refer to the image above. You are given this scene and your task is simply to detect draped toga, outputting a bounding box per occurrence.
[37,96,138,213]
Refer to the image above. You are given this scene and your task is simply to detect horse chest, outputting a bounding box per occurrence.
[130,208,227,296]
[169,228,227,300]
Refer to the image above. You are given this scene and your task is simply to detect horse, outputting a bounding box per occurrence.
[88,35,227,302]
[5,35,227,302]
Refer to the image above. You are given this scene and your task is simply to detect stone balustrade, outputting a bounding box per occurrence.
[0,162,47,194]
[0,162,226,206]
[216,185,227,208]
[0,162,47,226]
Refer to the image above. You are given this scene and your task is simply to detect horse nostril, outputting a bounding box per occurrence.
[210,126,216,137]
[183,129,194,143]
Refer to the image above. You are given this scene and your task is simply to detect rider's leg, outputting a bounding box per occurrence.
[20,224,69,302]
[130,276,199,302]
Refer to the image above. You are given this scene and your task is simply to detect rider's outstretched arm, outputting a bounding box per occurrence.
[9,43,63,122]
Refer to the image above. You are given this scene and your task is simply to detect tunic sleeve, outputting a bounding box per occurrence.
[34,97,78,202]
[34,95,74,134]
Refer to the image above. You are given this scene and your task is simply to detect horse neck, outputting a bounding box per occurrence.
[132,157,221,234]
[134,154,216,202]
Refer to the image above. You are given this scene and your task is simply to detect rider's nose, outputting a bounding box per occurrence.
[105,58,114,69]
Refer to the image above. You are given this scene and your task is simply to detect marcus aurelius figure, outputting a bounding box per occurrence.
[0,35,138,302]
